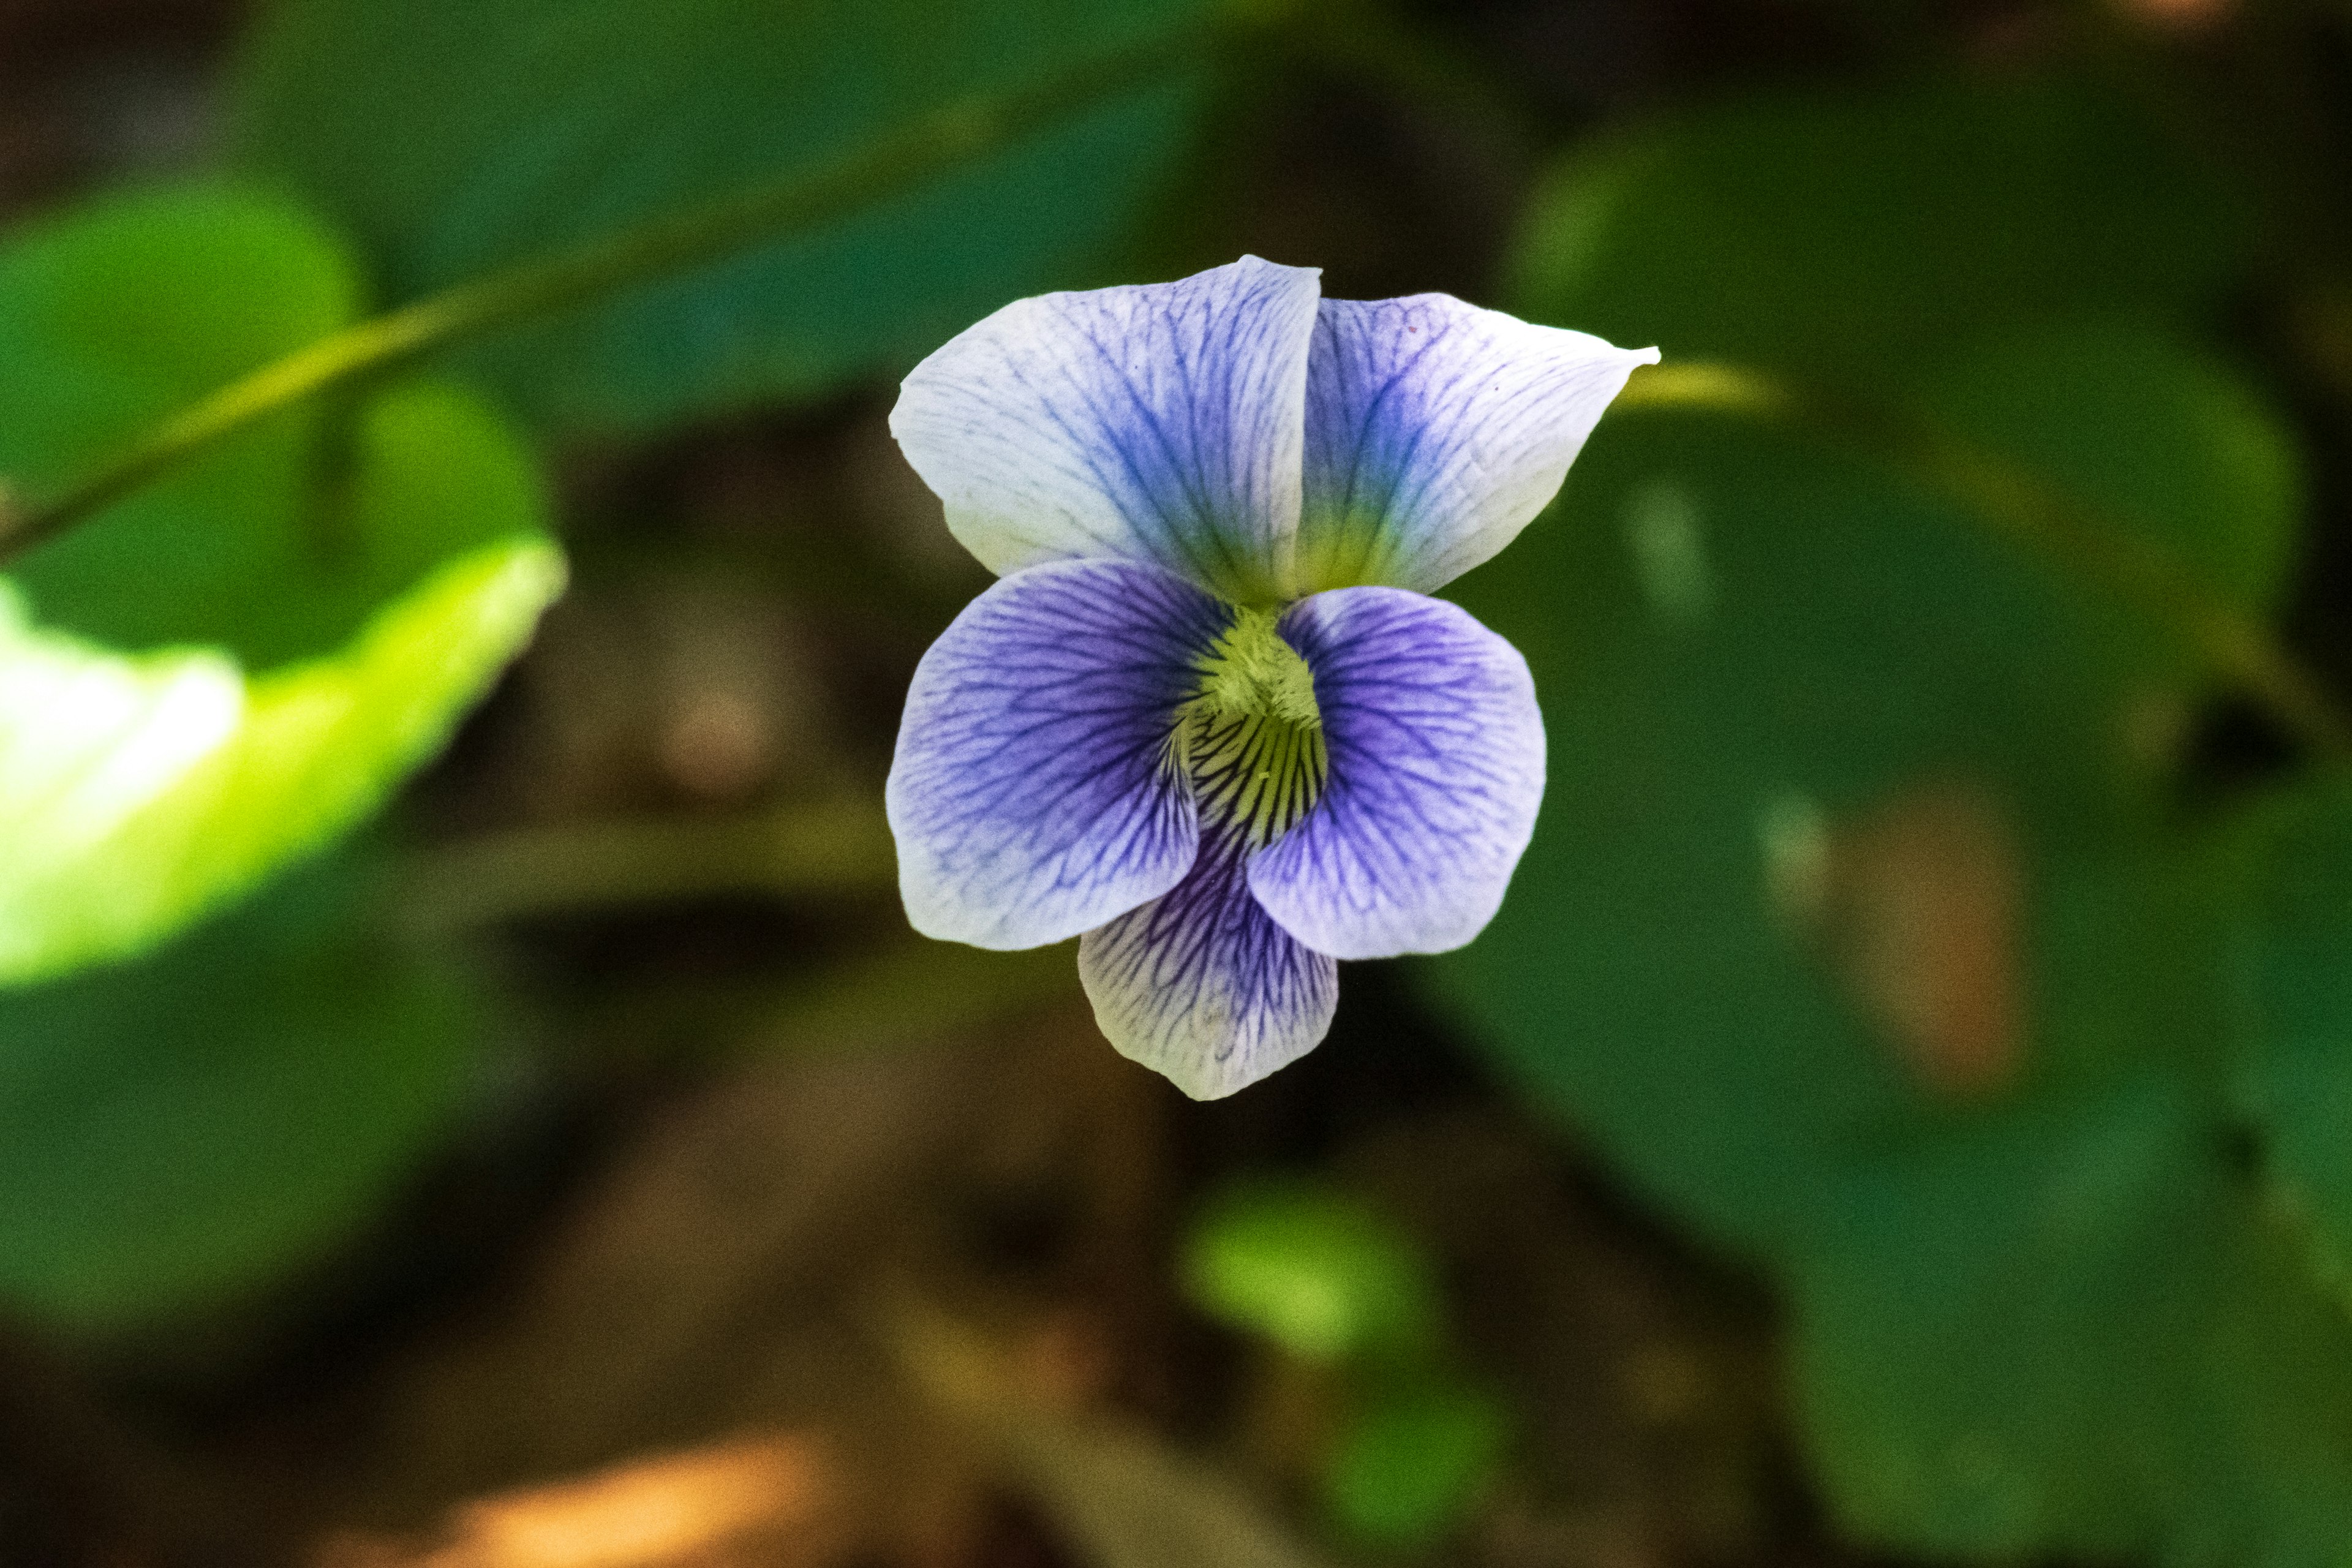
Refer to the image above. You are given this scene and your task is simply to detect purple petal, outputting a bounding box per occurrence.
[887,559,1226,950]
[1298,295,1656,594]
[890,256,1321,603]
[1079,827,1339,1099]
[1248,587,1544,959]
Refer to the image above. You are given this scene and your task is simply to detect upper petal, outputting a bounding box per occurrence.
[1079,827,1339,1099]
[890,256,1322,604]
[886,559,1224,950]
[1248,587,1544,959]
[1296,294,1656,594]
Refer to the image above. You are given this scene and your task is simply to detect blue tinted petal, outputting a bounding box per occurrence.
[1079,826,1338,1099]
[887,559,1227,950]
[891,256,1322,603]
[1298,295,1656,593]
[1248,587,1544,959]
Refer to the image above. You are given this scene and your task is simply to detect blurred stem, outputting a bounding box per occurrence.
[561,938,1077,1066]
[398,791,895,935]
[0,21,1210,562]
[1620,361,2352,765]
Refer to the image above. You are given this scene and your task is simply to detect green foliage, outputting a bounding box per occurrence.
[1433,406,2352,1559]
[3,6,2350,1561]
[0,186,565,985]
[2234,784,2352,1306]
[1913,322,2304,616]
[1508,72,2255,389]
[1436,408,2182,1246]
[1435,64,2352,1555]
[1322,1378,1508,1551]
[1183,1180,1442,1362]
[1787,1063,2352,1562]
[0,852,482,1333]
[233,0,1209,437]
[1184,1181,1506,1551]
[0,186,356,658]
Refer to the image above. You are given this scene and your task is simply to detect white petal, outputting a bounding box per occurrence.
[1248,587,1544,959]
[890,256,1322,603]
[886,559,1224,950]
[1080,830,1338,1099]
[1298,294,1655,593]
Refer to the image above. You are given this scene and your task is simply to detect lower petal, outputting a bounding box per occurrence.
[1079,831,1338,1100]
[887,559,1223,949]
[1248,586,1544,959]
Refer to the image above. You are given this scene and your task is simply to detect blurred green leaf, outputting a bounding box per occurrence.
[2232,780,2352,1303]
[1425,388,2352,1555]
[1324,1378,1507,1551]
[233,0,1209,436]
[1183,1180,1442,1363]
[0,533,563,987]
[1431,408,2169,1250]
[1507,73,2254,387]
[0,853,480,1333]
[1913,322,2304,614]
[1787,1076,2205,1557]
[1792,1068,2352,1562]
[0,186,565,984]
[0,185,355,659]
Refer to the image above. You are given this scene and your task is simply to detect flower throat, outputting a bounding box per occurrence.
[1175,606,1327,848]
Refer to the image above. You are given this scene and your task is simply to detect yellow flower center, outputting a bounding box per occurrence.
[1175,607,1327,848]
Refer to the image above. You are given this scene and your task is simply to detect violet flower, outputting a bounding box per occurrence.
[885,257,1655,1098]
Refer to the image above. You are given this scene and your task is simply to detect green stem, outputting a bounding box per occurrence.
[1619,361,2352,766]
[0,21,1207,562]
[398,793,895,934]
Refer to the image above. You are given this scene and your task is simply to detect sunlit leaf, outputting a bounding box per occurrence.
[0,533,562,986]
[234,0,1210,436]
[0,186,565,983]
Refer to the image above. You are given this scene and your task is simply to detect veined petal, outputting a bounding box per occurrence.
[891,255,1322,604]
[1248,587,1544,959]
[887,559,1223,950]
[1296,294,1656,594]
[1080,829,1339,1099]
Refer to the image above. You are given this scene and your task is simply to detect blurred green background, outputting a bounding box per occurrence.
[4,0,2352,1564]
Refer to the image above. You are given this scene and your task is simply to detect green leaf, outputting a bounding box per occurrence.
[1182,1180,1443,1364]
[1791,1069,2352,1564]
[1324,1378,1508,1551]
[0,853,481,1333]
[1422,400,2352,1557]
[0,186,566,984]
[1913,322,2304,614]
[0,185,356,660]
[1506,73,2255,388]
[1429,408,2168,1250]
[232,0,1209,436]
[0,532,564,986]
[2232,781,2352,1304]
